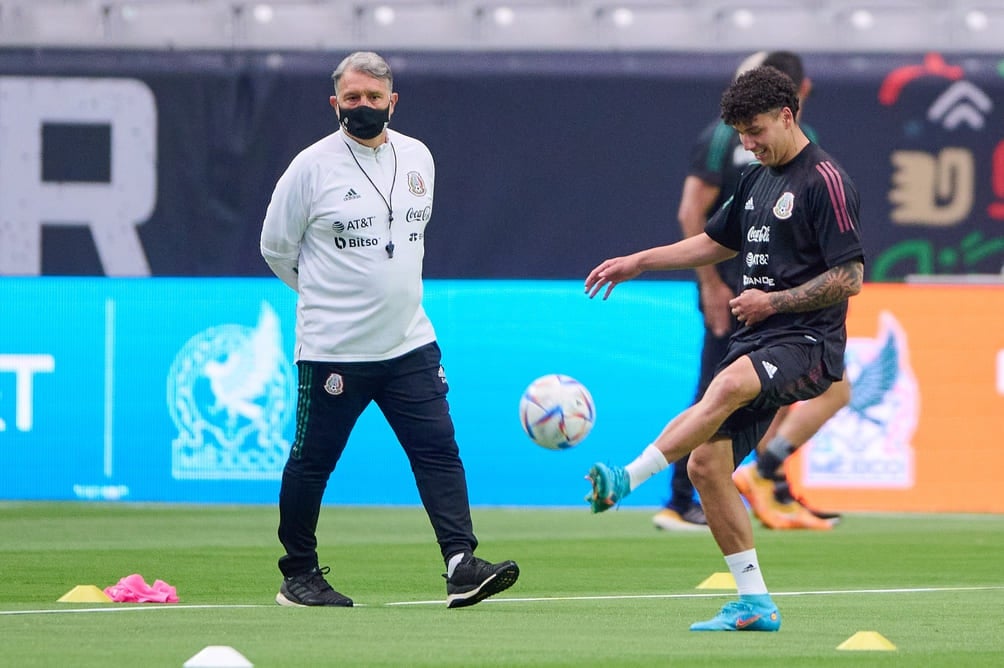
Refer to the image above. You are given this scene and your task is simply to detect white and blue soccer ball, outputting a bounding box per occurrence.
[519,374,596,450]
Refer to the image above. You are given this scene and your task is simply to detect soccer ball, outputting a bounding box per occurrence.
[518,374,596,450]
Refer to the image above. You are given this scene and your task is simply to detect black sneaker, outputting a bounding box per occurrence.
[276,566,353,607]
[444,554,519,609]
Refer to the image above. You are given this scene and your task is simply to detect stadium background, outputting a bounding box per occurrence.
[1,1,1002,513]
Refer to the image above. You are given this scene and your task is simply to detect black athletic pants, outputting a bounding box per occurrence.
[277,341,477,577]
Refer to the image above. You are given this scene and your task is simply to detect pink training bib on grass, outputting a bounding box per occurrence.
[104,574,179,603]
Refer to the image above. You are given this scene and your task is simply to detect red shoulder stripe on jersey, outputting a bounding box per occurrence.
[815,161,853,233]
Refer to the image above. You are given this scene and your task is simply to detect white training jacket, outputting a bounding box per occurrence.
[260,128,437,363]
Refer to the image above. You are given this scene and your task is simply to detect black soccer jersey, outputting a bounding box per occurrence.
[704,142,864,380]
[688,118,821,296]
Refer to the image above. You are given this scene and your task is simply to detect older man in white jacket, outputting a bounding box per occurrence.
[261,51,518,610]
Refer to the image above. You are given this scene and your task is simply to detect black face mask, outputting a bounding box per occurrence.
[338,105,390,140]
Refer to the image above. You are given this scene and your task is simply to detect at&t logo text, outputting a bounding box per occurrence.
[331,216,374,233]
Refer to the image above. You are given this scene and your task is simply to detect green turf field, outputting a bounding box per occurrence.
[2,502,1002,667]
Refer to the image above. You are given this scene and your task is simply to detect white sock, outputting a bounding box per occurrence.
[446,552,466,578]
[624,444,669,491]
[724,548,769,596]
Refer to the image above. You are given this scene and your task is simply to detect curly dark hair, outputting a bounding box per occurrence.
[720,66,800,126]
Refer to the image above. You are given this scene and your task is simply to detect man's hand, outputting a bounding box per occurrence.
[728,288,775,327]
[584,255,643,300]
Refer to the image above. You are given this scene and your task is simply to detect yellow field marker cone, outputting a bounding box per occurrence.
[837,631,897,651]
[695,572,736,589]
[57,585,112,603]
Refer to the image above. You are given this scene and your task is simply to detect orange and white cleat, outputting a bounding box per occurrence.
[767,500,834,530]
[733,463,832,531]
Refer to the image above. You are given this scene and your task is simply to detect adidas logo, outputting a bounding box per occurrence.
[343,189,360,201]
[742,563,757,573]
[761,360,778,379]
[744,197,754,210]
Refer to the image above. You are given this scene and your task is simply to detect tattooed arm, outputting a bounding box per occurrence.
[769,259,864,313]
[727,259,863,327]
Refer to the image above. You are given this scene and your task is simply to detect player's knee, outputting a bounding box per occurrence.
[687,446,726,489]
[702,374,752,416]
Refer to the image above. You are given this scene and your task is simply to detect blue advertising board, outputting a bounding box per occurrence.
[0,278,701,507]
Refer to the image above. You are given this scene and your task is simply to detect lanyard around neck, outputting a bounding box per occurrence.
[344,139,398,258]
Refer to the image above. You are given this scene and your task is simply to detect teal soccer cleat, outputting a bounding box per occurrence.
[690,595,781,631]
[585,462,631,513]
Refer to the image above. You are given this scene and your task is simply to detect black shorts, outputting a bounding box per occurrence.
[714,336,833,468]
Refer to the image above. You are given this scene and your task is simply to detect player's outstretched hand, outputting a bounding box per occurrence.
[585,255,642,300]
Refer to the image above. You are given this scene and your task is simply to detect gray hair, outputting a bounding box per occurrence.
[332,52,393,94]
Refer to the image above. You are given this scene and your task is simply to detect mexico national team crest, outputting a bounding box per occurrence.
[167,302,295,480]
[773,191,795,219]
[407,170,426,196]
[802,311,918,487]
[324,373,344,396]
